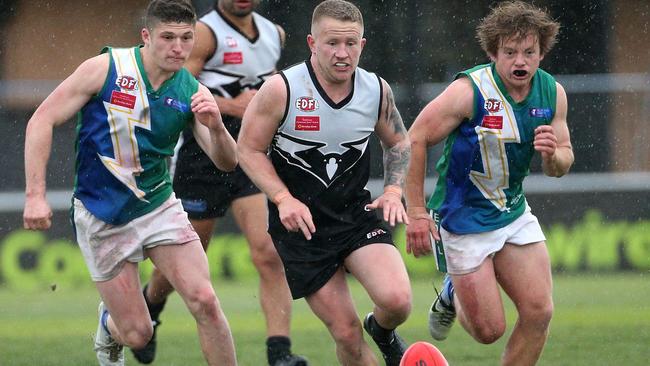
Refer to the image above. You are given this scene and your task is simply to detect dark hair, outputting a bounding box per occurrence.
[144,0,196,30]
[312,0,363,29]
[476,1,560,56]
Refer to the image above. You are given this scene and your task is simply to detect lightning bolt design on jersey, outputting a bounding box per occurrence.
[98,48,151,202]
[468,67,520,211]
[426,63,557,234]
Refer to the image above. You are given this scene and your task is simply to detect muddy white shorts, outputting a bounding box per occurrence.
[440,209,546,275]
[73,193,199,281]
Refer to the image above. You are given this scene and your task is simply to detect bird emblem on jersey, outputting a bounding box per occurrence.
[272,133,370,187]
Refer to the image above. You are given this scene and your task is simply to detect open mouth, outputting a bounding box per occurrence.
[513,70,528,77]
[334,62,349,70]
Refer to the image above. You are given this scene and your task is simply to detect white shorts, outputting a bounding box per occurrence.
[440,209,546,275]
[73,193,199,282]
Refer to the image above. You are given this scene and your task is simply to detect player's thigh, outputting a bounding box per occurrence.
[453,258,505,323]
[305,268,359,332]
[95,262,149,328]
[231,193,271,248]
[345,243,411,310]
[147,240,213,297]
[189,217,218,250]
[493,242,553,313]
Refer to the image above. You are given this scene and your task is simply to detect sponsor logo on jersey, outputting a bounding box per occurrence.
[295,116,320,131]
[366,228,387,239]
[484,98,503,113]
[164,97,189,113]
[223,52,243,64]
[225,36,238,48]
[529,107,553,118]
[295,96,319,112]
[481,115,503,129]
[115,75,138,91]
[110,90,136,109]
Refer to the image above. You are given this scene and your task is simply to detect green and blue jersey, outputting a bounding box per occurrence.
[74,46,198,225]
[427,63,557,234]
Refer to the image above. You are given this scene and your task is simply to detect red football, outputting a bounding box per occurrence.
[399,341,449,366]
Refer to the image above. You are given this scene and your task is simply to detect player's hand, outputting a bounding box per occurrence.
[23,197,53,230]
[191,90,223,130]
[366,191,409,227]
[405,207,437,258]
[533,125,558,159]
[277,196,316,240]
[228,89,258,119]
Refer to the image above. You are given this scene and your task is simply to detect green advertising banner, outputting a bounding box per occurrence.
[1,210,649,291]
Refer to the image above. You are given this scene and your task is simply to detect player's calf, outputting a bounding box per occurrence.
[131,284,167,364]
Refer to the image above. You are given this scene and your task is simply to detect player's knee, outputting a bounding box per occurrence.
[330,322,365,360]
[121,322,154,350]
[249,240,282,272]
[377,289,412,322]
[520,298,554,331]
[472,321,506,344]
[184,286,220,319]
[329,318,364,347]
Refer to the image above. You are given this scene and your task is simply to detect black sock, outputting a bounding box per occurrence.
[143,283,167,321]
[367,314,394,343]
[266,336,291,365]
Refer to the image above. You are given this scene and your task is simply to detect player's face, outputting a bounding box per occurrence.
[308,17,365,85]
[491,33,544,91]
[219,0,260,17]
[142,22,195,72]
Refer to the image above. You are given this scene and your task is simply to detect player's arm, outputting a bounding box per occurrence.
[404,77,473,257]
[238,74,316,240]
[535,82,574,177]
[368,79,411,227]
[191,83,238,172]
[186,21,255,119]
[24,54,109,230]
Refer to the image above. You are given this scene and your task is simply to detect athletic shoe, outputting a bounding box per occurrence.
[272,354,309,366]
[363,312,407,366]
[131,319,160,364]
[428,275,456,341]
[94,302,124,366]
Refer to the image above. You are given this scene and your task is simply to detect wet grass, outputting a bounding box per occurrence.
[0,273,649,365]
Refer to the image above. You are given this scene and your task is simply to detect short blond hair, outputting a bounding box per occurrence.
[476,1,560,56]
[311,0,363,34]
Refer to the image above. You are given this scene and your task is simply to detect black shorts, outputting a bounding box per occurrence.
[173,135,260,219]
[270,218,394,299]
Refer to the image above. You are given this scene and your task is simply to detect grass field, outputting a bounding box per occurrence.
[1,273,649,365]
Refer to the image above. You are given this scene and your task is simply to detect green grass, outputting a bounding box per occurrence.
[1,273,649,365]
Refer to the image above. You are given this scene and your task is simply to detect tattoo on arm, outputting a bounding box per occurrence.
[382,87,411,187]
